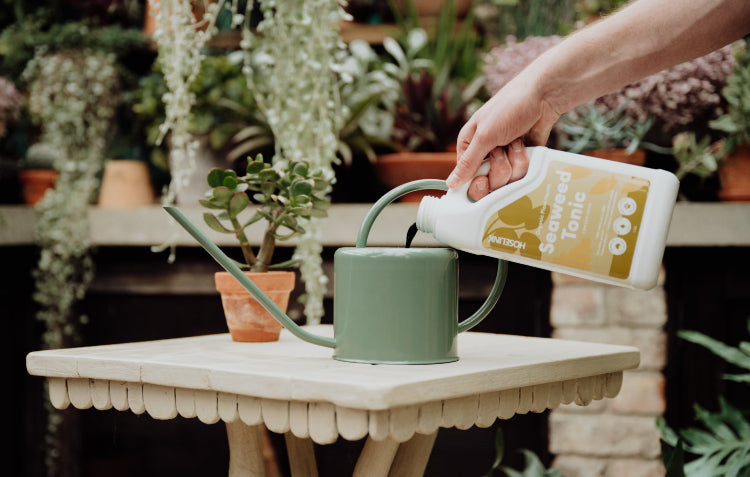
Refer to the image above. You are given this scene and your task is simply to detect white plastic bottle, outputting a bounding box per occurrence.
[417,146,679,290]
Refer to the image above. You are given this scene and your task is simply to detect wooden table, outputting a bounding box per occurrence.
[26,325,639,476]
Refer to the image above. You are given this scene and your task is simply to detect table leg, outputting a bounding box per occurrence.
[353,437,400,477]
[389,431,438,477]
[226,421,266,477]
[284,432,318,477]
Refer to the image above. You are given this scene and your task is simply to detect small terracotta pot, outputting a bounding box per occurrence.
[98,160,156,208]
[375,151,456,202]
[395,0,473,17]
[18,169,59,205]
[215,271,295,342]
[718,144,750,201]
[584,148,646,166]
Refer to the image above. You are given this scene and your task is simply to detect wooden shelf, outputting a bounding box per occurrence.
[2,202,750,248]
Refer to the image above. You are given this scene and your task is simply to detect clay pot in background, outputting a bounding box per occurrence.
[584,148,647,166]
[375,151,455,202]
[98,160,156,208]
[18,169,59,205]
[718,144,750,201]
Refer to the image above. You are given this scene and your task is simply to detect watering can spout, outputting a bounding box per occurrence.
[163,206,336,349]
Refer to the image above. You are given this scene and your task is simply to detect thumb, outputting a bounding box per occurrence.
[448,132,493,188]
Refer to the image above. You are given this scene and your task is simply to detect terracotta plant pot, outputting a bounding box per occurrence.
[395,0,473,17]
[18,169,59,205]
[584,148,647,166]
[98,160,156,208]
[375,151,456,202]
[215,271,295,342]
[718,144,750,201]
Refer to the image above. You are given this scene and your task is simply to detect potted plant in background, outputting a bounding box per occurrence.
[671,132,722,180]
[200,155,331,342]
[0,76,27,203]
[374,0,487,201]
[132,52,273,204]
[707,39,750,201]
[554,103,667,165]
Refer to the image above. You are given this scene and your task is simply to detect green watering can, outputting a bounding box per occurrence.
[165,179,508,364]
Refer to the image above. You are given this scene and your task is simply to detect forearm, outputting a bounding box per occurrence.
[523,0,750,114]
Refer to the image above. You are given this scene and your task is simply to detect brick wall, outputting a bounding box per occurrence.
[548,272,667,477]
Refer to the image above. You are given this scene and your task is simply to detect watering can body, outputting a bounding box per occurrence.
[333,247,460,364]
[165,179,508,364]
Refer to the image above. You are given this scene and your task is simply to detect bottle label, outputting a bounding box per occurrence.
[482,160,649,279]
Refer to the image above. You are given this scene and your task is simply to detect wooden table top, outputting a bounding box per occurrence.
[27,326,639,444]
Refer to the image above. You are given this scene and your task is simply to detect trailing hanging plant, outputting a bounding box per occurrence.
[239,0,348,324]
[23,48,121,477]
[148,0,232,261]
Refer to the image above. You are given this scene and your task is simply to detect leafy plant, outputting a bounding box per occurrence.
[556,103,667,155]
[671,132,723,180]
[658,318,750,476]
[382,0,487,152]
[132,53,272,170]
[484,427,565,477]
[335,39,401,163]
[0,13,149,85]
[709,40,750,155]
[478,0,576,42]
[200,155,331,273]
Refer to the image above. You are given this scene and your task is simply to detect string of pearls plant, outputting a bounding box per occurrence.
[239,0,348,323]
[24,49,120,476]
[149,0,229,261]
[152,0,348,323]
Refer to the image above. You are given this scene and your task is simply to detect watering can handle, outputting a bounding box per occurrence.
[163,206,337,349]
[355,180,508,334]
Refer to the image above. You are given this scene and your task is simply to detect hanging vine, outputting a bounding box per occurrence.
[239,0,348,323]
[148,0,230,261]
[24,49,121,476]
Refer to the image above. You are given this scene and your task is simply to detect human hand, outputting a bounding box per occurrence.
[446,78,561,200]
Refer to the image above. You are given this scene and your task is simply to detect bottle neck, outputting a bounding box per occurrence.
[416,195,440,234]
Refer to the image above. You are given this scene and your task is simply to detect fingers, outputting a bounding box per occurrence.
[507,140,530,183]
[467,176,489,201]
[467,141,530,201]
[487,147,512,190]
[448,119,494,189]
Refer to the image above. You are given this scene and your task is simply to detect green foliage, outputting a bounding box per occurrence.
[709,41,750,155]
[658,318,750,476]
[200,155,331,272]
[132,53,272,170]
[679,324,750,384]
[0,13,148,85]
[671,132,722,180]
[484,0,577,40]
[557,103,665,155]
[573,0,630,23]
[484,427,565,477]
[658,399,750,477]
[382,0,487,152]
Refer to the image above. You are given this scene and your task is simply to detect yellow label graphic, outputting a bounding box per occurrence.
[482,161,649,279]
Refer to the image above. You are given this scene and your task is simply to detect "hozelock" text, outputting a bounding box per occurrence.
[488,235,526,250]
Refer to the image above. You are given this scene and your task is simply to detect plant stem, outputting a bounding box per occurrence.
[253,224,277,273]
[231,216,257,267]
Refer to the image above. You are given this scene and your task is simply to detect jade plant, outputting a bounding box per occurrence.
[200,155,331,273]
